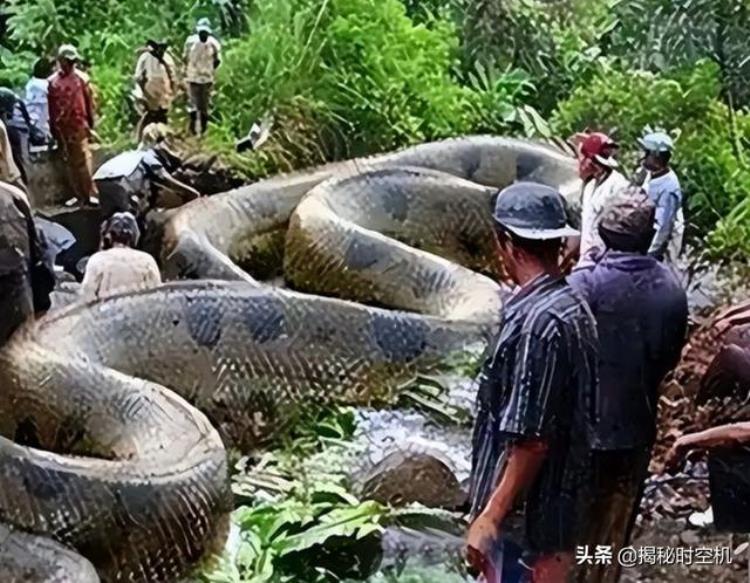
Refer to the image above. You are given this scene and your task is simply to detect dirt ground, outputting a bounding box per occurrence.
[622,307,750,582]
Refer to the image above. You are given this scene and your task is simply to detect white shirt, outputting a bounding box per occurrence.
[184,35,221,84]
[24,78,50,135]
[578,169,630,263]
[80,246,161,301]
[643,170,684,262]
[135,51,176,110]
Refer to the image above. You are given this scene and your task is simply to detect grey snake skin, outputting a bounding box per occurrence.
[0,137,579,581]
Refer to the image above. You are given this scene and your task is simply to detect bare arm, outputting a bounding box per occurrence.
[677,422,750,451]
[466,439,548,572]
[153,171,200,204]
[82,79,95,130]
[479,440,548,523]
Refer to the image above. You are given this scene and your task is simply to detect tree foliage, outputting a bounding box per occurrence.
[3,0,750,257]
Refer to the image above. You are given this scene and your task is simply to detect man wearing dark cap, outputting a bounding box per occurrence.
[568,187,687,583]
[466,182,598,582]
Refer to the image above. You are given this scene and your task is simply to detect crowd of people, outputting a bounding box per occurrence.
[0,20,223,324]
[462,133,747,583]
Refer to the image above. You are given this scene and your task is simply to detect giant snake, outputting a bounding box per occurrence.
[0,137,580,581]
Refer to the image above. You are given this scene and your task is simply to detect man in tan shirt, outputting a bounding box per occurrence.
[80,212,161,301]
[134,39,177,136]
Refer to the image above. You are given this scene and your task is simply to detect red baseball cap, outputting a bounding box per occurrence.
[579,132,619,168]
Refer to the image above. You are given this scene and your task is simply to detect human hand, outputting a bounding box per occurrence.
[465,513,500,575]
[665,434,699,472]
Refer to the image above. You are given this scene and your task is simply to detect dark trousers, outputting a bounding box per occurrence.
[96,178,132,220]
[574,447,651,583]
[6,125,27,184]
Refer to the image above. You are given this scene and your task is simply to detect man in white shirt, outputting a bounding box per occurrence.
[637,131,684,263]
[183,18,221,136]
[134,39,176,136]
[576,132,630,265]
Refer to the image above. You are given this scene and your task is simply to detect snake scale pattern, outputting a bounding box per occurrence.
[0,137,580,581]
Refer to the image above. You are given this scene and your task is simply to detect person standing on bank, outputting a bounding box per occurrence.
[577,132,630,265]
[134,38,176,137]
[466,183,598,582]
[48,44,98,207]
[184,18,221,136]
[637,131,684,262]
[568,188,688,583]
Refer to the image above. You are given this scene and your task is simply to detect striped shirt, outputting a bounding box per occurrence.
[470,274,598,552]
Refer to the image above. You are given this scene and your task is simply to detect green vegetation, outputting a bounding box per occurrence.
[3,0,750,256]
[195,407,466,582]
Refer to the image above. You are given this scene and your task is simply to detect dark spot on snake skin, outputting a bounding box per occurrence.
[14,417,40,448]
[23,465,73,501]
[185,298,223,349]
[371,316,428,363]
[461,148,482,180]
[516,152,544,181]
[381,185,408,221]
[243,296,287,343]
[457,229,481,257]
[345,240,386,271]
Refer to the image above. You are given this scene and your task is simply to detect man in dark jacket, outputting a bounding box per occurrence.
[568,186,688,583]
[466,183,598,583]
[0,181,54,344]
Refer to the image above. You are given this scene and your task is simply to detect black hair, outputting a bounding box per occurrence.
[101,213,140,249]
[657,150,671,165]
[495,226,562,263]
[32,58,54,79]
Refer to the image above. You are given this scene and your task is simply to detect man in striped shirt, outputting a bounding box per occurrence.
[466,183,598,582]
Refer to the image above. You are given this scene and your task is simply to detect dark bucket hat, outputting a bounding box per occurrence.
[493,182,578,240]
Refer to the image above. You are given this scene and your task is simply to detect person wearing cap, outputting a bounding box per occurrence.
[183,18,221,135]
[80,211,161,301]
[576,132,630,265]
[93,122,200,219]
[637,131,684,262]
[466,183,598,582]
[134,38,177,136]
[48,44,98,207]
[568,187,687,583]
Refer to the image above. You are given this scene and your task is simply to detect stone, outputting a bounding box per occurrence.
[358,449,467,509]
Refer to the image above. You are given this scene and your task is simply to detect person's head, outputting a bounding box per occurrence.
[577,132,619,181]
[492,183,578,284]
[0,88,17,120]
[101,212,140,249]
[638,131,673,173]
[598,186,656,254]
[57,44,80,73]
[32,57,54,80]
[148,39,168,59]
[196,18,212,42]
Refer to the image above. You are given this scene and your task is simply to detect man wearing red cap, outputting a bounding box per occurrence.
[576,133,630,265]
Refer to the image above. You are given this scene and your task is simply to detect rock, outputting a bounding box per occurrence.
[680,530,700,545]
[358,450,467,509]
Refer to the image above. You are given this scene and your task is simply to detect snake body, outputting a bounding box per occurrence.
[0,137,579,581]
